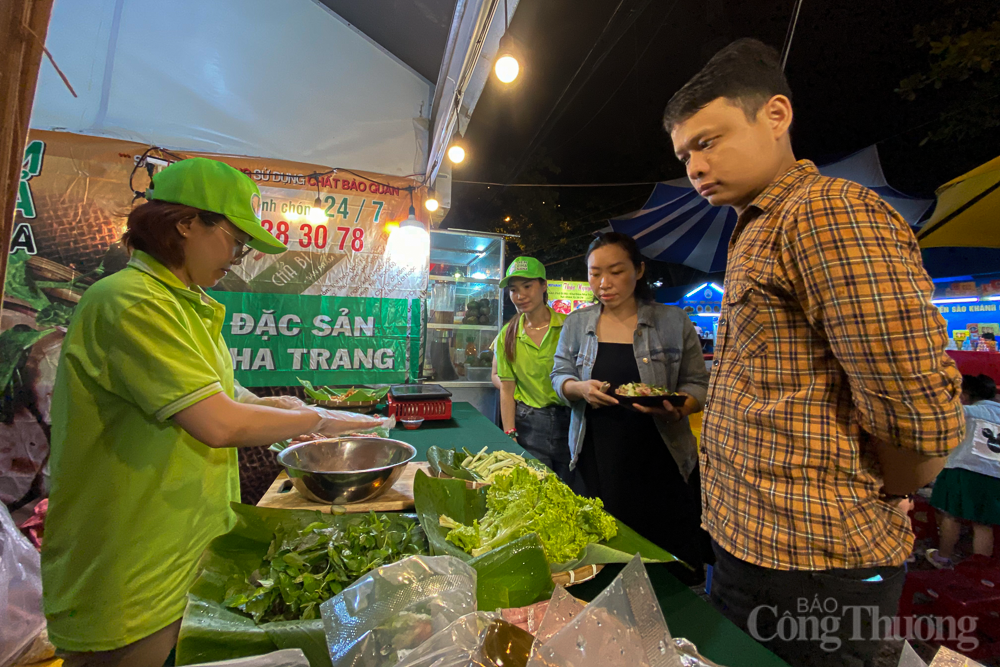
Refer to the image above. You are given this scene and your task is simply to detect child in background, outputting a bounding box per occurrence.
[927,374,1000,567]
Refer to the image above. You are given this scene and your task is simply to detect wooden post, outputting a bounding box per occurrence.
[0,0,54,310]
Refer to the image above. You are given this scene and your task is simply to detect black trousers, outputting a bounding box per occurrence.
[514,402,572,483]
[709,541,906,667]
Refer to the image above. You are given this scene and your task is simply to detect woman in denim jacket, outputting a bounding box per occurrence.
[551,233,712,575]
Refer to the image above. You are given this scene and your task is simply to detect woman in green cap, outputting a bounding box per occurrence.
[495,256,573,481]
[42,158,384,667]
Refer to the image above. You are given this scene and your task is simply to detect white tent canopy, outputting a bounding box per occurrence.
[31,0,514,182]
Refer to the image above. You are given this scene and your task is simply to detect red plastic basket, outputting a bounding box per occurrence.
[387,395,452,420]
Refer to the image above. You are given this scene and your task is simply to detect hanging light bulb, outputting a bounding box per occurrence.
[424,197,440,212]
[308,195,326,224]
[387,190,429,269]
[494,0,519,84]
[447,144,466,164]
[495,52,519,83]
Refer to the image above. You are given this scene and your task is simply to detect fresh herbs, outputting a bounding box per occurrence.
[222,512,426,623]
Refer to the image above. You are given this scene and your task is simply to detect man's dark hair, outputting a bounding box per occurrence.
[662,38,792,132]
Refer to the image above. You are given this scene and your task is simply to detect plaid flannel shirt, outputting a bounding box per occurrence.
[701,160,964,571]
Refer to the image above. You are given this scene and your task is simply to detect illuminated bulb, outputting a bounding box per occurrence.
[424,198,440,212]
[447,145,466,164]
[386,208,429,269]
[495,55,519,83]
[307,206,326,225]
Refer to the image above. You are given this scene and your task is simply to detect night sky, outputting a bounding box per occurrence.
[446,0,998,280]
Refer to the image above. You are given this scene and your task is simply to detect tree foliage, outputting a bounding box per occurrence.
[898,0,1000,145]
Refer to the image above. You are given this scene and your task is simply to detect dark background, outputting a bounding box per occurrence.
[443,0,999,284]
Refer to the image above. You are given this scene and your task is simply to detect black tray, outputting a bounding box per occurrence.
[389,384,453,401]
[613,391,686,408]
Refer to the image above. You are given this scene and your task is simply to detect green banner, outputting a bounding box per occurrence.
[210,292,421,387]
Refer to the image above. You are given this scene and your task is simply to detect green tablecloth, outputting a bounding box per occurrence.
[394,403,787,666]
[391,402,525,460]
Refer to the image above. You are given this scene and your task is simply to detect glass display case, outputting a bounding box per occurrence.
[423,230,506,419]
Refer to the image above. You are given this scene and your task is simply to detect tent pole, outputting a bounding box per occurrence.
[0,0,54,312]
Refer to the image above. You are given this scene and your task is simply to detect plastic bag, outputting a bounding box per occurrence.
[311,407,395,438]
[527,554,682,667]
[390,612,498,667]
[320,555,477,667]
[186,649,311,666]
[0,503,45,667]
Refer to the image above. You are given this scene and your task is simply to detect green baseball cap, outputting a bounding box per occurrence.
[499,256,546,288]
[145,158,286,254]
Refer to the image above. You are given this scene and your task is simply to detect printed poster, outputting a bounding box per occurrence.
[1,130,429,506]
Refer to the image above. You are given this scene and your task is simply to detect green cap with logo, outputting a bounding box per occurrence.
[499,256,546,288]
[145,157,286,254]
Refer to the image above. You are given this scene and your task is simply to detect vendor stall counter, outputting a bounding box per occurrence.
[255,402,786,667]
[424,230,506,420]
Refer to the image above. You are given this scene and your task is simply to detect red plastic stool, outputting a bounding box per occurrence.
[910,495,939,544]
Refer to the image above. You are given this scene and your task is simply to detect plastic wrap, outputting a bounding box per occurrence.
[392,613,546,667]
[672,639,723,667]
[527,586,586,663]
[311,408,396,438]
[320,555,477,667]
[0,504,45,667]
[527,555,682,667]
[186,649,311,666]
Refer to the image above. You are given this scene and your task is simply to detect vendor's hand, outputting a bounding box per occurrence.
[579,380,618,408]
[258,395,306,410]
[634,393,691,421]
[312,407,385,437]
[290,432,324,445]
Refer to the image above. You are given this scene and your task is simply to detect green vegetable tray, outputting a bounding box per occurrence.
[298,378,389,409]
[176,504,426,666]
[177,503,557,666]
[426,445,548,484]
[412,470,682,574]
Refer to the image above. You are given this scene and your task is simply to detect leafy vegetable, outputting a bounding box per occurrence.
[413,471,682,574]
[3,251,50,310]
[0,326,55,422]
[439,466,618,563]
[35,302,75,327]
[222,512,426,624]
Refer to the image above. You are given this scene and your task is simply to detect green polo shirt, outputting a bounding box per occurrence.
[495,307,566,409]
[42,250,239,652]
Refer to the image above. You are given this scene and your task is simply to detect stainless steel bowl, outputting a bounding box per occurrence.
[277,437,417,504]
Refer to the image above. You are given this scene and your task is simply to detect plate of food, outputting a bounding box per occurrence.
[612,382,686,408]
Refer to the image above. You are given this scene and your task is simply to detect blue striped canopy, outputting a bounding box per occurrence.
[610,146,934,273]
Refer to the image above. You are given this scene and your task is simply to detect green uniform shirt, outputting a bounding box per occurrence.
[495,307,566,408]
[42,250,239,652]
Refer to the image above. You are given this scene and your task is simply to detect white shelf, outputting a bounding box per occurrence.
[429,275,501,285]
[428,323,499,331]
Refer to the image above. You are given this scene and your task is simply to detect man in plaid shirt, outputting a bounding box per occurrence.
[665,39,964,666]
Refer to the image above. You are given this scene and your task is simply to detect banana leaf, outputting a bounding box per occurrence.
[412,470,683,574]
[297,378,389,403]
[425,446,476,481]
[470,534,554,611]
[175,503,427,667]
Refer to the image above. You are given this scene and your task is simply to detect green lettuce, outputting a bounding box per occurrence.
[440,466,618,563]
